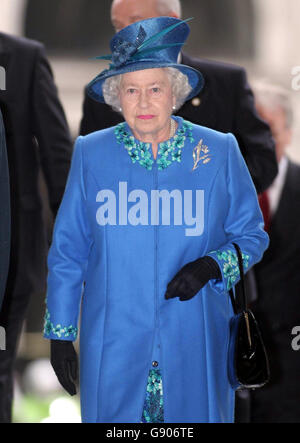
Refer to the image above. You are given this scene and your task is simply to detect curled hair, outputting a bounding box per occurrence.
[102,67,192,113]
[165,67,192,110]
[102,74,123,112]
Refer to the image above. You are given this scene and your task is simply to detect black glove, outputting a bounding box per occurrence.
[165,256,221,302]
[50,340,78,396]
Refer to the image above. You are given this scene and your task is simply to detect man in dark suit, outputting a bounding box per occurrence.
[0,108,10,312]
[79,0,278,194]
[250,82,300,423]
[0,32,72,422]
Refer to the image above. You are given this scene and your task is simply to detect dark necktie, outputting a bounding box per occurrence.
[258,191,271,233]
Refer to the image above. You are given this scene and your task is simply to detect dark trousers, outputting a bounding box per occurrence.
[0,282,30,423]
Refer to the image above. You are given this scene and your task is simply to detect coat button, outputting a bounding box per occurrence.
[152,361,159,367]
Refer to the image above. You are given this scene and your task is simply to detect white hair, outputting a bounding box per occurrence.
[102,67,192,113]
[251,79,294,129]
[156,0,182,17]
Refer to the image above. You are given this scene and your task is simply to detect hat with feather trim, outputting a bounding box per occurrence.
[87,16,204,103]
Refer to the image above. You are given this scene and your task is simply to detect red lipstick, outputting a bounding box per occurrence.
[137,115,155,120]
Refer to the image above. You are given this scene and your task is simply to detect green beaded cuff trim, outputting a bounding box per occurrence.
[43,308,78,339]
[210,249,250,290]
[114,120,194,171]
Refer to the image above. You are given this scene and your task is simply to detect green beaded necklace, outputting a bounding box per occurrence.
[114,119,194,171]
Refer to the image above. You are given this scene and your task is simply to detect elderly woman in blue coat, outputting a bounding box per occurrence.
[44,17,269,423]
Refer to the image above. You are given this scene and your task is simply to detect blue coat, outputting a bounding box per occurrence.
[43,116,269,423]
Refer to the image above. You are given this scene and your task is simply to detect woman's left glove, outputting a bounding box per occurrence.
[165,256,221,301]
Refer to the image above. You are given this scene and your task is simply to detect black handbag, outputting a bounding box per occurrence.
[228,243,270,390]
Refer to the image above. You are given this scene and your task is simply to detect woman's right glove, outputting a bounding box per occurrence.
[50,339,78,396]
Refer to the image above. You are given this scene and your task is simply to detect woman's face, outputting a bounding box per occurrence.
[119,68,176,142]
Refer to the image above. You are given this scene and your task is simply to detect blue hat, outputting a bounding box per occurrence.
[87,16,204,103]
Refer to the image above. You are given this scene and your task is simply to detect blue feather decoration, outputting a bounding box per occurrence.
[137,18,193,51]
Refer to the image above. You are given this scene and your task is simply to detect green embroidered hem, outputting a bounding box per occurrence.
[43,309,78,339]
[114,119,194,171]
[141,369,164,423]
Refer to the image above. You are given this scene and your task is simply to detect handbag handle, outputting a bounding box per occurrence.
[229,243,254,350]
[229,243,247,314]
